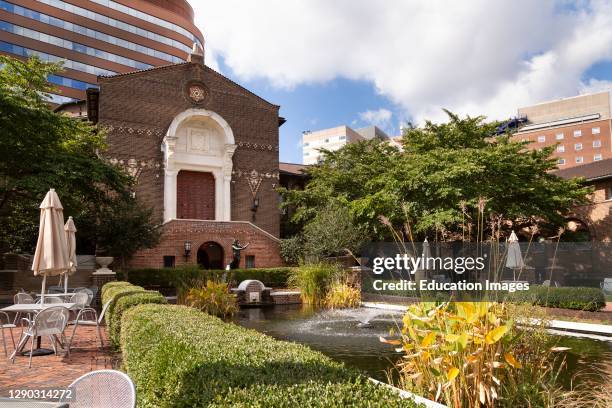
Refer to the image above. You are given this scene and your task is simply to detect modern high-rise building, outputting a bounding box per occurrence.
[515,91,612,169]
[0,0,204,104]
[302,125,389,164]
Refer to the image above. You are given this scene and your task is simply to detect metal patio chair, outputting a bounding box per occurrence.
[0,311,16,357]
[67,292,103,349]
[12,306,70,368]
[12,292,35,326]
[59,369,136,408]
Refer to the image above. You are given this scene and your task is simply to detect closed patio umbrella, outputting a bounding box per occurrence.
[32,189,70,304]
[62,216,77,294]
[505,231,524,281]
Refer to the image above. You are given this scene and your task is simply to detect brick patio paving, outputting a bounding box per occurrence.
[0,324,120,396]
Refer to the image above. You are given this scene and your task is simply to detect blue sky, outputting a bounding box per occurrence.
[195,1,612,164]
[216,57,402,163]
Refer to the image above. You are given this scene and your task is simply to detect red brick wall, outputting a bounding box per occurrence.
[569,178,612,242]
[176,170,215,220]
[129,220,284,269]
[98,62,281,237]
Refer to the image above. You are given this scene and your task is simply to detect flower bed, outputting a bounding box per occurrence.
[120,302,419,407]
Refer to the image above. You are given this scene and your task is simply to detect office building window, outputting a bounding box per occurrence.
[555,133,564,140]
[163,256,175,268]
[537,135,546,143]
[592,127,601,134]
[557,158,566,165]
[594,154,603,161]
[575,143,583,151]
[575,156,584,163]
[557,145,565,153]
[574,130,582,137]
[593,140,602,148]
[324,139,329,143]
[339,135,346,140]
[303,142,309,147]
[304,152,309,156]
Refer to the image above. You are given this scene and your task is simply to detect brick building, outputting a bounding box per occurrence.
[88,46,285,269]
[515,91,612,169]
[554,158,612,242]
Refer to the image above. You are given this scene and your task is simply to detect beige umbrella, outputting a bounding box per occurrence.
[61,216,77,294]
[506,231,524,281]
[32,189,70,304]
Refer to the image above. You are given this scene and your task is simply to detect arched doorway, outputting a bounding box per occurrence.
[197,241,224,269]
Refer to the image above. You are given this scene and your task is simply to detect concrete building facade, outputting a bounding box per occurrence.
[515,92,612,169]
[0,0,203,104]
[302,125,389,164]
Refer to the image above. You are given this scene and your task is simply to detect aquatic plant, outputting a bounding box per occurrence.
[184,280,238,317]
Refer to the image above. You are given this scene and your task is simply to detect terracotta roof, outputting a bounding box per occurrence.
[279,162,309,175]
[553,158,612,181]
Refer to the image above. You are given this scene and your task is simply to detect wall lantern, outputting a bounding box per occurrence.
[184,241,192,258]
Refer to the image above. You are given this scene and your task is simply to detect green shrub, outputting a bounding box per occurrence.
[100,281,145,329]
[184,281,238,317]
[121,304,418,407]
[100,281,133,300]
[280,235,304,265]
[107,291,167,347]
[122,266,295,291]
[508,285,606,311]
[288,263,339,305]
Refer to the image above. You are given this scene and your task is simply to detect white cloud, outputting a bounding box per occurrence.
[359,108,392,127]
[194,0,612,124]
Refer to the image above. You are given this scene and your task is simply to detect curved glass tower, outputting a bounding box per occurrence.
[0,0,204,103]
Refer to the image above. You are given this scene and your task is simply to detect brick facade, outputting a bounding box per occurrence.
[129,220,284,269]
[568,178,612,242]
[96,56,284,268]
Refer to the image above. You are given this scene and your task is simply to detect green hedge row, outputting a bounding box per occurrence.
[508,285,606,311]
[101,282,167,347]
[121,266,295,290]
[108,291,167,347]
[121,303,418,407]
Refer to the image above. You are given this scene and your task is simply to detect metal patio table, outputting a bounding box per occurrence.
[1,303,76,358]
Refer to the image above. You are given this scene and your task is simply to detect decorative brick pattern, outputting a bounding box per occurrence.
[97,59,284,268]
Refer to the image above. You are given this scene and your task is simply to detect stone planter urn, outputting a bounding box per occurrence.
[94,256,115,275]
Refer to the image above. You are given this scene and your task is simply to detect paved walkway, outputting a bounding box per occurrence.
[0,325,119,395]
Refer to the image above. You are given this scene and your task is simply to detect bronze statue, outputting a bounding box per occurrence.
[230,239,249,269]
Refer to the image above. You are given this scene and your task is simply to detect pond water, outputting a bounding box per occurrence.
[232,305,612,386]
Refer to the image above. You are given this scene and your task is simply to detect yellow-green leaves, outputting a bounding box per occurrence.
[447,367,460,381]
[504,353,522,369]
[421,332,436,347]
[485,325,509,345]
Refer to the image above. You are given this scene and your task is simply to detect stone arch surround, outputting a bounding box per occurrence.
[162,108,237,222]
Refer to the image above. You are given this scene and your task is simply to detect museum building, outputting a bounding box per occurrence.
[85,45,285,269]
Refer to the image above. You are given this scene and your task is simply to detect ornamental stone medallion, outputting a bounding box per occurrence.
[184,81,209,105]
[189,85,206,102]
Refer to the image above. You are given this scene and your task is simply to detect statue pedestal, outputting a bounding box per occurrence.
[91,257,116,307]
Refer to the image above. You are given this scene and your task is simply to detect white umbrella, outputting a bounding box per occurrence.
[62,216,77,294]
[32,189,70,304]
[505,231,524,280]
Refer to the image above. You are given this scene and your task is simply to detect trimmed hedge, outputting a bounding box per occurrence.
[121,304,419,407]
[121,266,295,290]
[107,290,167,347]
[508,285,606,311]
